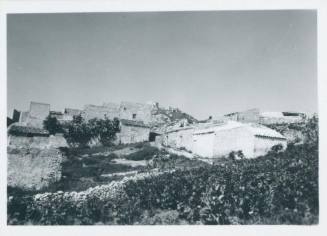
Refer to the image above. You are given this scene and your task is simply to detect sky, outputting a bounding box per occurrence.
[7,10,317,120]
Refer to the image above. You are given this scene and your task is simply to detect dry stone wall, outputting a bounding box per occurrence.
[7,134,67,190]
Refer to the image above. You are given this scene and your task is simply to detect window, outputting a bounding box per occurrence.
[132,114,136,119]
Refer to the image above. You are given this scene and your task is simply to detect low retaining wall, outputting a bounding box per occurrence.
[7,134,68,190]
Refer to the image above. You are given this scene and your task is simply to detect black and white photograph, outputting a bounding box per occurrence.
[1,1,324,230]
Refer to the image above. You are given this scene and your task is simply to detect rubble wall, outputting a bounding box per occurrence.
[7,134,67,190]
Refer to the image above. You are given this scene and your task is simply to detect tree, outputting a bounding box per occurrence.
[64,115,120,148]
[64,115,93,147]
[96,117,120,146]
[303,114,318,145]
[43,116,63,135]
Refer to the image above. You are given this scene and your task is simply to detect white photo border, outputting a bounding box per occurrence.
[0,1,326,236]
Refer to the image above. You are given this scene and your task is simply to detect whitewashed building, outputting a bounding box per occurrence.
[160,121,287,159]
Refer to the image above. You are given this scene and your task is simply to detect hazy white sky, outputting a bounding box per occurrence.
[7,10,317,119]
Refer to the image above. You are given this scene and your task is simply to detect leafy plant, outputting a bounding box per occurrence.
[43,116,63,135]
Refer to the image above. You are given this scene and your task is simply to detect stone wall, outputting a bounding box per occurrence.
[29,102,50,120]
[82,101,156,125]
[7,134,67,190]
[8,148,64,190]
[119,101,154,124]
[82,104,120,120]
[19,111,29,123]
[118,124,150,144]
[259,116,304,125]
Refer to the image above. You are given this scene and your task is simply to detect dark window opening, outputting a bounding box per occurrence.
[132,114,136,119]
[149,132,160,142]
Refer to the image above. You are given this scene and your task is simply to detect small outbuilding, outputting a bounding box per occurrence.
[192,121,287,158]
[160,121,287,159]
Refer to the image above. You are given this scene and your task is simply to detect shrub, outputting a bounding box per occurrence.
[43,116,63,135]
[64,115,120,148]
[269,144,283,154]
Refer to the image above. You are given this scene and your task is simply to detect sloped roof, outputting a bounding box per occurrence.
[193,121,286,139]
[120,119,150,128]
[8,124,49,136]
[246,123,286,139]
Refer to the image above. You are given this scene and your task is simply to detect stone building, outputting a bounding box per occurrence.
[224,108,306,125]
[119,101,154,124]
[159,120,287,159]
[259,112,305,124]
[117,119,150,144]
[18,102,50,128]
[62,108,82,121]
[82,104,120,121]
[224,108,261,123]
[7,109,21,126]
[81,101,157,125]
[19,111,29,123]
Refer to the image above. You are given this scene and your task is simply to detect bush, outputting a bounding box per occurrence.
[43,116,63,135]
[64,115,120,148]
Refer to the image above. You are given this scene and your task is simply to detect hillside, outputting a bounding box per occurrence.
[8,141,318,225]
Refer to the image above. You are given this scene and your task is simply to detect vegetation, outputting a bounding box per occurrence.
[43,116,63,135]
[7,116,319,225]
[124,145,159,161]
[64,115,120,147]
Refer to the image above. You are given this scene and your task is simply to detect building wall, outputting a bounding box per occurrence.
[237,109,260,123]
[213,127,255,158]
[63,108,82,121]
[118,125,150,144]
[193,132,216,157]
[119,102,153,124]
[82,104,120,120]
[29,102,50,120]
[12,109,21,122]
[163,128,194,151]
[259,116,304,125]
[19,111,29,123]
[253,136,287,157]
[21,102,51,128]
[7,134,67,190]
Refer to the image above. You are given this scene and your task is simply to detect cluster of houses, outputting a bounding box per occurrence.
[8,101,307,160]
[7,101,153,145]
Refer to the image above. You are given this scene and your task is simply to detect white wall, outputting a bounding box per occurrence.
[213,127,255,158]
[164,128,193,151]
[253,136,287,157]
[193,132,215,157]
